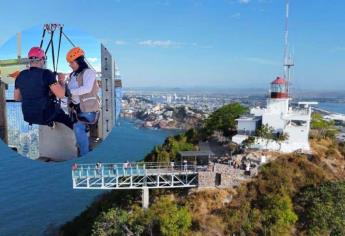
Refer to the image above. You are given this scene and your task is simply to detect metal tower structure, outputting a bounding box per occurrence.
[99,44,116,139]
[283,0,294,95]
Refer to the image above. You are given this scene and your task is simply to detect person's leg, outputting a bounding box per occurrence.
[52,109,74,129]
[73,112,97,156]
[74,121,88,156]
[77,112,97,124]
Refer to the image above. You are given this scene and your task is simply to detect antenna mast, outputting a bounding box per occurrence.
[284,0,294,95]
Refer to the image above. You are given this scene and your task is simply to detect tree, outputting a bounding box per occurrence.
[256,124,275,149]
[295,181,345,236]
[204,103,248,137]
[91,206,149,236]
[261,193,298,235]
[144,134,195,162]
[91,208,130,236]
[274,132,289,151]
[147,196,192,236]
[242,136,256,148]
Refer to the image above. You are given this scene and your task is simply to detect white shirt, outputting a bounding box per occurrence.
[68,69,96,104]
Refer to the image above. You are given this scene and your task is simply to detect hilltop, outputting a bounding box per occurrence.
[59,103,345,236]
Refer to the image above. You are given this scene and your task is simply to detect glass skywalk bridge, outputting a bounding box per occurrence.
[72,162,200,190]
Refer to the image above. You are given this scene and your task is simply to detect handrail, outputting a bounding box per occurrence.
[72,162,202,178]
[73,162,196,169]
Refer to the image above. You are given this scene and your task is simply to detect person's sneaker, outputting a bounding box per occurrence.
[48,121,56,129]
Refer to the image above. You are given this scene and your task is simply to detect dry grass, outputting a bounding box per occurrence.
[182,188,233,235]
[177,138,345,236]
[310,138,345,179]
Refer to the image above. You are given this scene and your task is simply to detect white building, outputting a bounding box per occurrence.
[233,77,314,153]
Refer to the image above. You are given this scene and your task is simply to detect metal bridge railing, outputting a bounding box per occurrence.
[72,162,201,178]
[72,162,201,189]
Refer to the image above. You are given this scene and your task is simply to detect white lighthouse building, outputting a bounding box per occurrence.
[232,76,314,153]
[232,0,316,153]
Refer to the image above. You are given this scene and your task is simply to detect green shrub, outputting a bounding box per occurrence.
[294,181,345,236]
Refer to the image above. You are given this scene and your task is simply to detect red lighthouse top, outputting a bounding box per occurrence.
[270,76,288,98]
[271,77,287,85]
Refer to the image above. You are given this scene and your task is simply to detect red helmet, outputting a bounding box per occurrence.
[28,47,46,60]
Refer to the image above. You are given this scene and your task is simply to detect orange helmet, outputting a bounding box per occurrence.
[66,47,85,63]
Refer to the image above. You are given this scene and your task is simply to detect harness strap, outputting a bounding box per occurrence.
[76,111,100,125]
[39,28,46,49]
[50,30,56,72]
[56,27,63,72]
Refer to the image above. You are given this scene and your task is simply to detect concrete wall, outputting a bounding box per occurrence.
[198,164,247,188]
[198,171,216,187]
[266,98,289,114]
[262,113,286,131]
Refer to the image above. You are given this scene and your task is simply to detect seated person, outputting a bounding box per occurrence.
[65,47,100,156]
[14,47,73,129]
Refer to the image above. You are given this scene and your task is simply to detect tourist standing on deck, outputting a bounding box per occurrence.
[64,47,100,157]
[14,47,73,129]
[183,160,188,172]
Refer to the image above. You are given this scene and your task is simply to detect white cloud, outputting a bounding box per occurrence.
[93,63,101,73]
[138,40,182,48]
[246,57,279,65]
[87,57,98,63]
[115,40,127,45]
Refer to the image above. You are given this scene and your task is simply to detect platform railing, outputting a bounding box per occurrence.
[72,162,200,178]
[72,162,202,189]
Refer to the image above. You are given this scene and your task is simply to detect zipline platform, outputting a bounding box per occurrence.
[72,161,256,208]
[72,162,201,190]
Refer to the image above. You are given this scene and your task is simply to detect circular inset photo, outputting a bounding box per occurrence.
[0,24,122,162]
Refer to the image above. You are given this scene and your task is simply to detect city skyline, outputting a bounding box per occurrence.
[0,0,344,90]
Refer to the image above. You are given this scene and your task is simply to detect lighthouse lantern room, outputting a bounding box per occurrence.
[270,76,288,99]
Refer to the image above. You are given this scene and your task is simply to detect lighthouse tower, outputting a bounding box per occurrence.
[265,76,290,117]
[263,76,290,132]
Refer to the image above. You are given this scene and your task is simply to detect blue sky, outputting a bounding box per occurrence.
[0,0,344,90]
[0,27,101,73]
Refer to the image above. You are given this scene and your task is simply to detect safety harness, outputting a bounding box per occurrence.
[39,24,100,126]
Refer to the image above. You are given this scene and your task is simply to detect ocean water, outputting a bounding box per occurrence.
[0,119,179,236]
[318,102,345,114]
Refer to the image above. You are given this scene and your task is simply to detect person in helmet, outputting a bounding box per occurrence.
[64,47,100,156]
[14,47,73,129]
